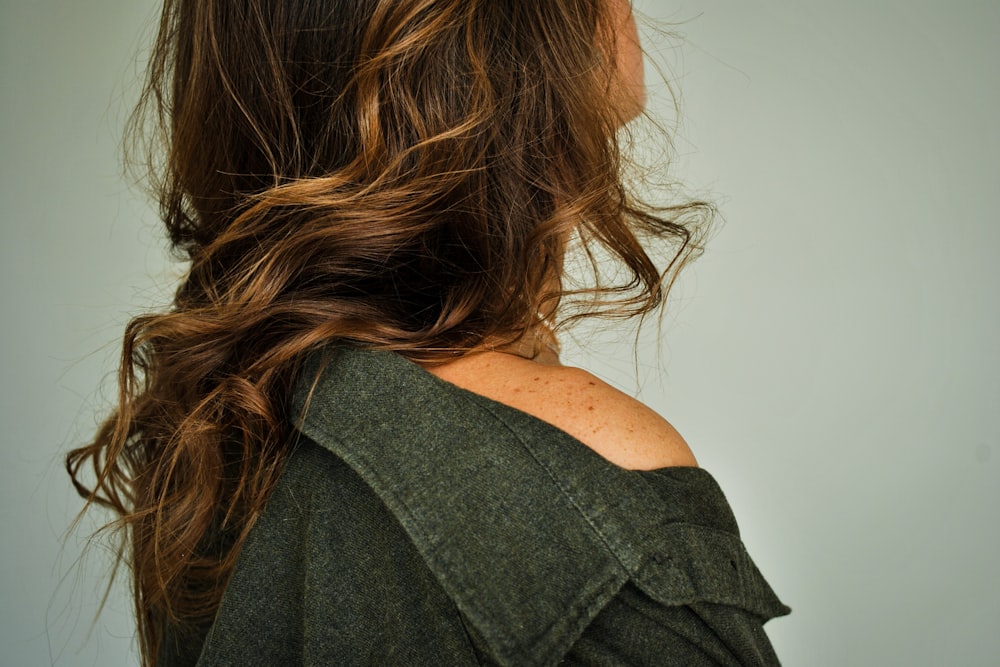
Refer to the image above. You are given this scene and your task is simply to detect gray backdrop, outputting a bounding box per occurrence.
[2,1,997,665]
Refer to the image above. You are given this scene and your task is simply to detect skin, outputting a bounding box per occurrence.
[425,0,697,472]
[611,0,647,123]
[426,352,697,471]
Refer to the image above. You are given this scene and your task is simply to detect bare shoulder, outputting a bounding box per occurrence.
[424,352,698,471]
[533,364,698,471]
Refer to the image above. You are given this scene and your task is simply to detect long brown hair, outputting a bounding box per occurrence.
[67,0,709,663]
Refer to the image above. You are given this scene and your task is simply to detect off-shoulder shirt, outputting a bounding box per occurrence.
[163,347,789,666]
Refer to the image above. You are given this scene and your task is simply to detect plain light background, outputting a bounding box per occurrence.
[1,1,997,665]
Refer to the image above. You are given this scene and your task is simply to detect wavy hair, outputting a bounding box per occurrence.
[67,0,709,663]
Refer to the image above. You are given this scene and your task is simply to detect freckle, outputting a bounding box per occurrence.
[587,406,594,411]
[533,376,540,381]
[588,381,596,386]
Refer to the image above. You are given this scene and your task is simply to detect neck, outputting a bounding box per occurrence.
[488,325,561,366]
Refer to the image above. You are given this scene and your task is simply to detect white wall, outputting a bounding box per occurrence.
[1,1,164,664]
[599,1,999,663]
[1,1,996,665]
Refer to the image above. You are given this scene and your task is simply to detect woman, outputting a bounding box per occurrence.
[68,0,789,664]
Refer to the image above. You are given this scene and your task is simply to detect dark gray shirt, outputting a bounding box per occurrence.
[166,347,789,666]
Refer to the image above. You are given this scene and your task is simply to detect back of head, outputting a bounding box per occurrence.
[72,1,708,663]
[147,0,675,351]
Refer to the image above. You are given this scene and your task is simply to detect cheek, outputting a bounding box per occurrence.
[615,3,646,119]
[624,27,645,105]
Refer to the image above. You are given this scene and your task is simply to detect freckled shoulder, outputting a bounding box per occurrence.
[424,353,698,471]
[523,365,698,471]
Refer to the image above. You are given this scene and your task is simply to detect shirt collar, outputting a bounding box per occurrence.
[292,346,786,665]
